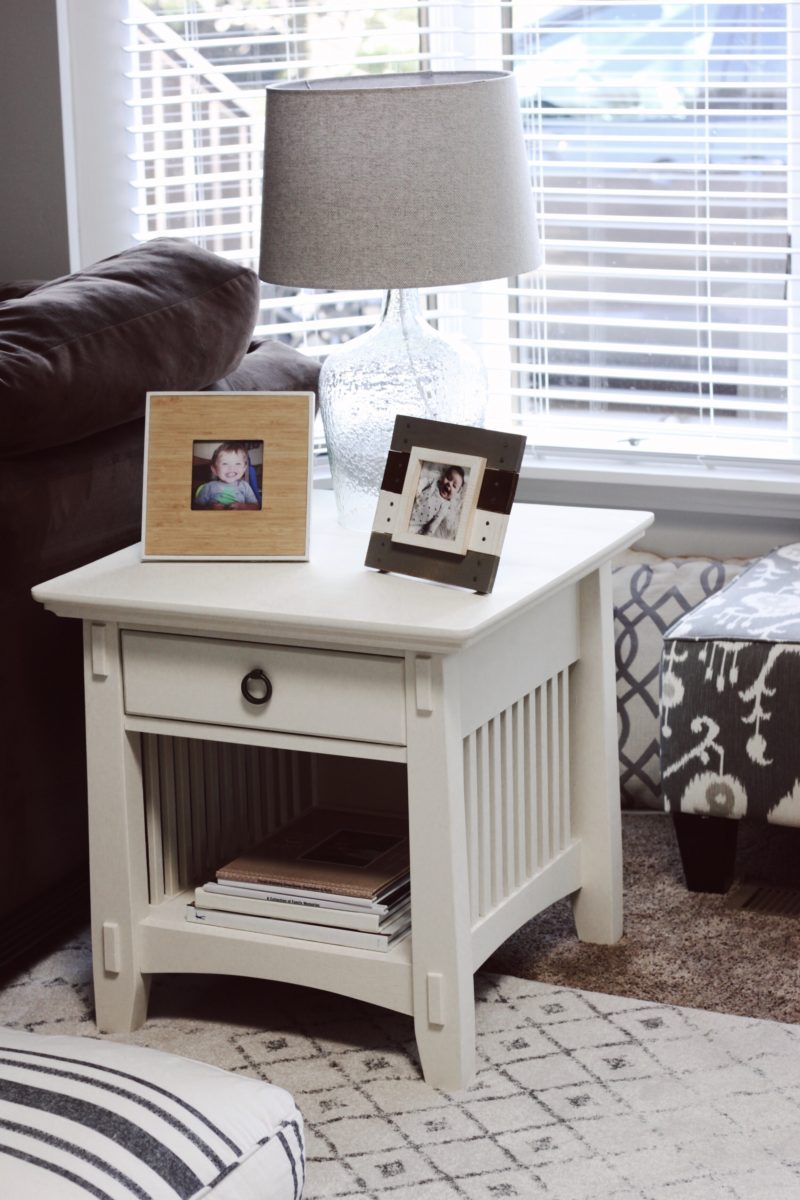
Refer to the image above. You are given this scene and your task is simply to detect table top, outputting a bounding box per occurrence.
[33,490,652,653]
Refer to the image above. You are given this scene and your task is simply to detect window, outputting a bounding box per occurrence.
[511,2,795,461]
[61,1,798,469]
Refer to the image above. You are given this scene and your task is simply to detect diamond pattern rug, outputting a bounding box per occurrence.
[2,929,800,1198]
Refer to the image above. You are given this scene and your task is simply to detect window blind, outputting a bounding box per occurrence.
[123,0,798,461]
[125,0,431,363]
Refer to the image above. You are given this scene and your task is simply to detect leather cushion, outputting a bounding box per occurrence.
[0,238,261,454]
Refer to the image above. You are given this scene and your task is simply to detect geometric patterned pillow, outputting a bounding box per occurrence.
[0,1028,305,1200]
[612,549,749,809]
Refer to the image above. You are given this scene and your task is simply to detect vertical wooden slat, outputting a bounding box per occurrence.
[501,707,515,898]
[203,741,221,873]
[463,732,479,922]
[277,748,290,829]
[489,717,503,910]
[188,739,206,879]
[173,737,192,888]
[244,745,259,843]
[560,668,571,846]
[525,691,537,875]
[549,673,561,855]
[537,683,550,868]
[257,747,273,834]
[158,734,180,895]
[513,700,526,890]
[306,751,319,821]
[291,751,308,821]
[233,743,248,852]
[477,725,492,918]
[142,736,164,905]
[217,740,236,863]
[276,747,289,829]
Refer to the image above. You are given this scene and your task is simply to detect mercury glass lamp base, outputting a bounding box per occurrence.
[319,289,487,531]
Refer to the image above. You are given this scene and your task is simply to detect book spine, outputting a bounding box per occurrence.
[186,904,399,951]
[216,869,376,899]
[194,887,386,932]
[204,880,392,912]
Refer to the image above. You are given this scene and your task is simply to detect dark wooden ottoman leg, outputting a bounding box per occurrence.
[672,812,739,893]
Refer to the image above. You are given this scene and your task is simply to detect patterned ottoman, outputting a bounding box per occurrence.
[659,543,800,892]
[0,1028,305,1199]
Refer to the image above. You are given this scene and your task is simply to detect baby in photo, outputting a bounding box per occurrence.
[194,442,259,509]
[408,463,466,540]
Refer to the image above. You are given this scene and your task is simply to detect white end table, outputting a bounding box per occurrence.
[33,491,651,1089]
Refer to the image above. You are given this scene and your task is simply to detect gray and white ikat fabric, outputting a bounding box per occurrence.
[660,544,800,824]
[612,551,746,809]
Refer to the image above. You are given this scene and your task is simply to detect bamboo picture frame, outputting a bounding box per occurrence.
[141,391,314,560]
[365,416,527,593]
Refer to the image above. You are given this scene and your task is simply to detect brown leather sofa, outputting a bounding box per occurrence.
[0,238,319,971]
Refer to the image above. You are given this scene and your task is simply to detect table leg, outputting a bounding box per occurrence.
[83,622,152,1031]
[569,564,624,944]
[406,653,475,1090]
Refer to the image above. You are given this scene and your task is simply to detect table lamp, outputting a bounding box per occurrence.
[259,70,541,530]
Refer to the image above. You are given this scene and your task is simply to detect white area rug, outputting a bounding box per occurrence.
[3,930,800,1199]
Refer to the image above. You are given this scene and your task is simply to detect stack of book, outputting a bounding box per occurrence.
[186,807,411,951]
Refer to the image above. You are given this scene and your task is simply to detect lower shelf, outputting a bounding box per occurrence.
[139,890,414,1016]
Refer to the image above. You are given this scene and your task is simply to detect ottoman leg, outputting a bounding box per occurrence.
[672,812,739,893]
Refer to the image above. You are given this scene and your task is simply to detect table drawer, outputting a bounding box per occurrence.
[122,631,406,745]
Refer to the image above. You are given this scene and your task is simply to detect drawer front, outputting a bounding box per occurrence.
[122,631,406,745]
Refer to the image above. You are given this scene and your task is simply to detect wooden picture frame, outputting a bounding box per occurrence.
[365,416,527,593]
[141,391,314,560]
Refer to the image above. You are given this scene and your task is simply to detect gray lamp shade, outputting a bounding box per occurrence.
[259,71,541,290]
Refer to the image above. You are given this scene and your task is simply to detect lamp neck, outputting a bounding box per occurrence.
[380,288,427,330]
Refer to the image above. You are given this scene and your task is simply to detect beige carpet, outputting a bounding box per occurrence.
[487,812,800,1025]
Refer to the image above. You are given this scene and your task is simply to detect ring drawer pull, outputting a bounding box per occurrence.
[241,668,272,706]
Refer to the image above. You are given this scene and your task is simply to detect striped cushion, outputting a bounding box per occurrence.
[0,1028,304,1199]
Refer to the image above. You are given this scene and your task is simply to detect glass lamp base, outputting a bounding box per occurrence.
[319,289,487,531]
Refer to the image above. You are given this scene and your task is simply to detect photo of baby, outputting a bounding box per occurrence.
[408,462,469,542]
[191,440,263,511]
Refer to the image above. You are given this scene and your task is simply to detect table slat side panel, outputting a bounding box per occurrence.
[142,736,313,896]
[465,664,574,925]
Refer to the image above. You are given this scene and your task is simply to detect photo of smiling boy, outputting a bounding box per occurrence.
[192,441,262,511]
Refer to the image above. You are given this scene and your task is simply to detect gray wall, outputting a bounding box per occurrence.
[0,0,70,280]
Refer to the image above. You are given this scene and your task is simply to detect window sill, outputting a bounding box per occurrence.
[517,447,800,521]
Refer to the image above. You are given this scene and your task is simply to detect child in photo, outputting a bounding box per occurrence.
[408,463,466,539]
[194,442,260,509]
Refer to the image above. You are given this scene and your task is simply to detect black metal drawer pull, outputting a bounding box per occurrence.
[241,668,272,706]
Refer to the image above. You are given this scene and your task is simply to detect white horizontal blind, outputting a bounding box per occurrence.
[125,0,432,359]
[123,0,797,460]
[508,1,797,459]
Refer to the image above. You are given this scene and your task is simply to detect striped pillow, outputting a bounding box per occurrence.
[0,1028,304,1199]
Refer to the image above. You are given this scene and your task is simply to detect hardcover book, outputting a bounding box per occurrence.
[215,807,410,900]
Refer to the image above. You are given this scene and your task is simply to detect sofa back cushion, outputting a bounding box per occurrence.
[0,238,261,455]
